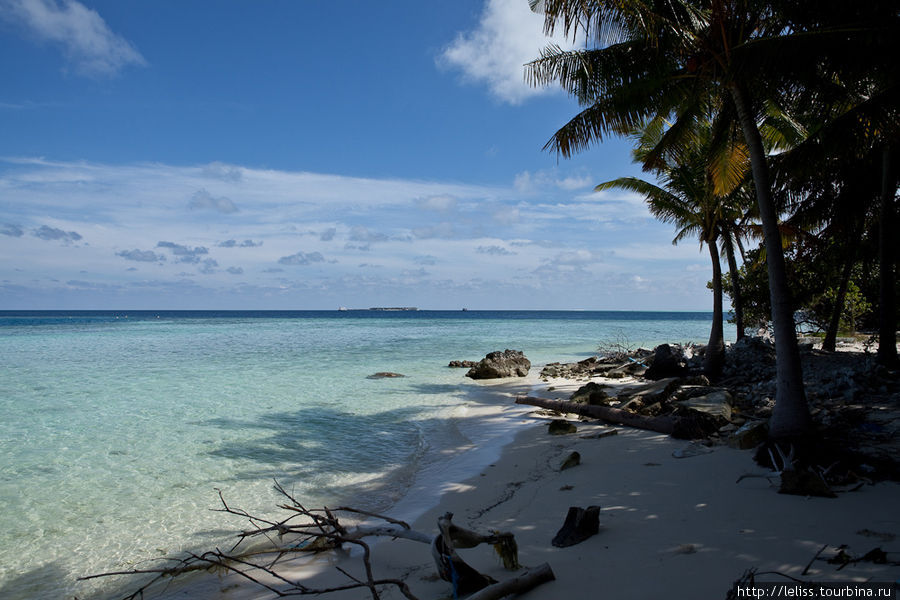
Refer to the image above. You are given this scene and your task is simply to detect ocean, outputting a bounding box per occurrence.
[0,310,733,599]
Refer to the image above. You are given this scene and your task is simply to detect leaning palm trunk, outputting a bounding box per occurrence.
[878,145,898,367]
[730,83,812,439]
[705,239,725,379]
[823,253,855,352]
[723,234,745,340]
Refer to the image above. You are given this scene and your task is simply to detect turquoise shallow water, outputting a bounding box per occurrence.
[0,310,733,599]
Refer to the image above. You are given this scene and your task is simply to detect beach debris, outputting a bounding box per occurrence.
[570,381,613,405]
[560,451,581,470]
[541,350,651,380]
[81,482,549,600]
[727,420,769,449]
[466,349,531,379]
[780,467,837,497]
[465,563,555,600]
[518,394,683,437]
[367,372,406,379]
[672,441,714,459]
[821,545,900,570]
[671,543,698,554]
[737,443,795,485]
[527,372,733,440]
[551,505,602,548]
[673,389,733,423]
[580,427,619,439]
[856,528,896,541]
[432,511,535,597]
[736,443,837,497]
[644,343,695,380]
[548,419,577,435]
[433,513,498,595]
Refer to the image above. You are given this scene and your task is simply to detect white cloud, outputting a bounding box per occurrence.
[412,222,457,240]
[0,157,719,309]
[476,245,517,256]
[415,194,458,212]
[278,251,325,266]
[32,224,82,243]
[348,226,389,244]
[1,0,147,77]
[514,168,594,193]
[548,249,606,265]
[116,249,165,263]
[190,189,239,214]
[156,241,209,264]
[2,223,25,237]
[439,0,580,104]
[492,206,520,226]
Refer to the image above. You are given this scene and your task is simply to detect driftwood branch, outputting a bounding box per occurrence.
[81,481,550,600]
[516,395,677,435]
[467,563,555,600]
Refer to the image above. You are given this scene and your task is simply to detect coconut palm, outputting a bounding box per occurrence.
[596,119,750,377]
[775,72,900,363]
[525,0,900,438]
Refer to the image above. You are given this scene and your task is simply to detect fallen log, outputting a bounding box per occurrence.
[466,563,555,600]
[515,395,706,439]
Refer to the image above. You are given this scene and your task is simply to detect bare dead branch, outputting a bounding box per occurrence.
[81,481,543,600]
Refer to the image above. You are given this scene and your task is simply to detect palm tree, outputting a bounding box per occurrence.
[596,119,748,378]
[526,0,866,439]
[770,44,900,361]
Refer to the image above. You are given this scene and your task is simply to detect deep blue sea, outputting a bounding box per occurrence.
[0,310,733,599]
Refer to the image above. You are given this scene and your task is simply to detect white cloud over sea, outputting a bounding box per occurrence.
[0,157,715,309]
[0,0,147,77]
[438,0,582,104]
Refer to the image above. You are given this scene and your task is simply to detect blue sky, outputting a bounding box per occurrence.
[0,0,719,310]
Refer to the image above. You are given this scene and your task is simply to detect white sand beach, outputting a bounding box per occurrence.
[131,372,900,600]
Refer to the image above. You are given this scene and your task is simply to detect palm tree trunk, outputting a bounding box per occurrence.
[723,234,745,340]
[704,240,725,379]
[878,145,898,367]
[823,252,855,352]
[730,83,811,440]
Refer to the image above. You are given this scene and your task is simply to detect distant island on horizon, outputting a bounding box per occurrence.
[338,307,419,312]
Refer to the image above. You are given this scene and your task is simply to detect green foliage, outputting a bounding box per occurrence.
[719,247,770,331]
[806,281,872,335]
[719,244,878,335]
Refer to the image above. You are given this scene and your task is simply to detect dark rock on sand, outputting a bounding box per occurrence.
[548,419,577,435]
[728,420,769,449]
[560,451,581,470]
[465,349,530,379]
[570,382,613,405]
[541,350,651,380]
[644,344,693,380]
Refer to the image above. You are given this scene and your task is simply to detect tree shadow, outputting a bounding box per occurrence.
[0,562,79,600]
[196,378,539,513]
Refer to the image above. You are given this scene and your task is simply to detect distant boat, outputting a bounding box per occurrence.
[368,307,418,311]
[338,307,349,311]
